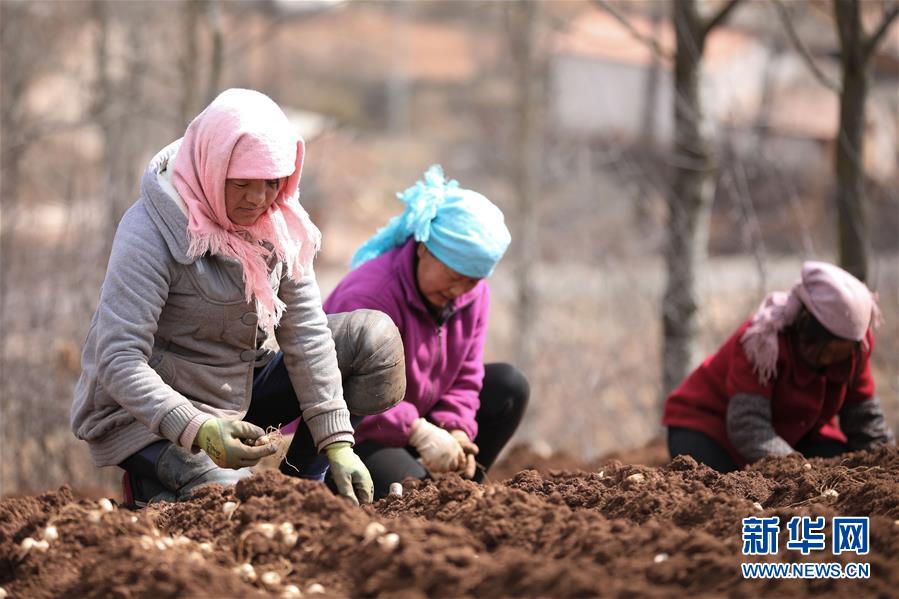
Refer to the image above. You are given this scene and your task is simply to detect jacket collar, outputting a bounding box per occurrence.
[395,238,483,321]
[140,139,196,265]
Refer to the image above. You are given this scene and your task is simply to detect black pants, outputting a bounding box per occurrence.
[667,426,850,474]
[355,362,529,499]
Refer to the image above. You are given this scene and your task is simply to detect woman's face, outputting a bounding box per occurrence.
[798,338,858,368]
[224,178,281,226]
[415,243,481,309]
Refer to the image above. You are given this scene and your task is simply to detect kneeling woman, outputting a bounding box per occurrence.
[664,261,894,472]
[71,89,405,506]
[324,166,530,498]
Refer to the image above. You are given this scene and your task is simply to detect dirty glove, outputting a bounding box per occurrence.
[408,418,465,474]
[450,430,479,479]
[195,419,276,469]
[325,442,373,506]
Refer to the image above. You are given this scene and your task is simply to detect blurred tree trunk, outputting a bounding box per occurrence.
[832,0,898,282]
[640,2,664,146]
[207,0,224,104]
[180,0,201,126]
[661,0,740,398]
[508,0,544,374]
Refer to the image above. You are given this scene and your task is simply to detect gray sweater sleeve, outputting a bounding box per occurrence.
[726,393,795,463]
[275,269,354,452]
[94,205,207,444]
[839,397,896,450]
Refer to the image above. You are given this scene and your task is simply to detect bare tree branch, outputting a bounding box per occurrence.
[592,0,674,60]
[702,0,741,38]
[864,1,899,59]
[771,0,841,93]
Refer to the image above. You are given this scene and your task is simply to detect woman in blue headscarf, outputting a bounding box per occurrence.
[324,166,529,497]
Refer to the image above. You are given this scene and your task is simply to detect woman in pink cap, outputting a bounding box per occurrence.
[663,261,894,472]
[71,89,406,506]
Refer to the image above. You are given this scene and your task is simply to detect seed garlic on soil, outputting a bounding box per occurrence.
[234,563,257,583]
[377,532,400,552]
[822,489,839,499]
[752,502,764,511]
[625,473,645,484]
[281,585,302,598]
[256,522,277,539]
[653,553,669,563]
[20,537,49,554]
[222,501,238,515]
[0,586,7,598]
[260,571,282,589]
[307,583,325,594]
[364,521,387,543]
[43,526,59,541]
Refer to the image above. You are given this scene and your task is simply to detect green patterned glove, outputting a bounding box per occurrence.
[195,419,276,469]
[325,442,373,505]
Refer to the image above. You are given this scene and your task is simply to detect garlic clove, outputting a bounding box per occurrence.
[377,532,400,552]
[363,521,387,543]
[260,571,281,589]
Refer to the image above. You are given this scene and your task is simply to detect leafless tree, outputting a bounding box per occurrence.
[506,0,546,375]
[661,0,742,397]
[832,0,897,281]
[774,0,898,281]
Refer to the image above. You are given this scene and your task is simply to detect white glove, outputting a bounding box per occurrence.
[408,418,465,474]
[450,430,479,479]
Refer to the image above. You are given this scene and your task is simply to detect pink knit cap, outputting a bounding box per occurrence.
[740,261,881,385]
[172,88,321,332]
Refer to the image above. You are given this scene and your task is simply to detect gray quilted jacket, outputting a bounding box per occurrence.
[71,142,353,467]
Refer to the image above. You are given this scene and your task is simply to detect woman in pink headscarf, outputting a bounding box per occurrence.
[71,89,406,506]
[663,261,894,472]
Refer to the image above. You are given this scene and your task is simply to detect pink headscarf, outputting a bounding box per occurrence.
[740,261,882,385]
[172,88,321,332]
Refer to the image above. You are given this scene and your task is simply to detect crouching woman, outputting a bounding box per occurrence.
[324,166,529,498]
[71,89,405,505]
[664,261,894,472]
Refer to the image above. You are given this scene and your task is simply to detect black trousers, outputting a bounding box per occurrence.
[355,362,529,499]
[667,426,850,474]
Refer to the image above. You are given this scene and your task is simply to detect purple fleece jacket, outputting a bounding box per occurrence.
[323,238,488,446]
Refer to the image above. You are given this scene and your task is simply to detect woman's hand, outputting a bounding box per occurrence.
[195,419,277,469]
[325,442,374,505]
[450,430,479,479]
[408,418,466,474]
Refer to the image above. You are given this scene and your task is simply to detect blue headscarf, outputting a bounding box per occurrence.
[351,165,511,279]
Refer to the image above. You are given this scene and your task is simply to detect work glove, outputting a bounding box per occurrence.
[408,418,466,474]
[450,430,479,479]
[325,442,374,506]
[194,418,277,469]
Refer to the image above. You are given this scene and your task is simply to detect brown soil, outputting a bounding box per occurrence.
[2,446,897,598]
[488,437,670,481]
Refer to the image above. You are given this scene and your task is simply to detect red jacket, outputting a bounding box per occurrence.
[663,319,875,466]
